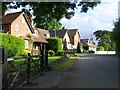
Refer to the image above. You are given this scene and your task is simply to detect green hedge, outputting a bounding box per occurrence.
[97,46,104,51]
[0,33,25,57]
[46,37,63,55]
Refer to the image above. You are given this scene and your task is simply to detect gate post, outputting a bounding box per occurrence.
[1,47,8,89]
[45,50,48,70]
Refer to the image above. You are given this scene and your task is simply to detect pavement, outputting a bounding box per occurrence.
[20,54,119,88]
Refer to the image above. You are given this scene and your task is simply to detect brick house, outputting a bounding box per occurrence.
[67,29,81,49]
[1,11,48,55]
[81,38,96,51]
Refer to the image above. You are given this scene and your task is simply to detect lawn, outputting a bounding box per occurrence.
[52,56,79,71]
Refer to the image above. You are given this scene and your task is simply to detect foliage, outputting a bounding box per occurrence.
[83,46,89,50]
[83,50,88,53]
[113,18,120,56]
[67,50,77,54]
[58,51,64,56]
[52,56,79,71]
[97,46,104,51]
[77,42,81,53]
[93,30,115,51]
[63,39,67,52]
[3,1,101,30]
[0,33,25,57]
[46,37,63,55]
[48,50,55,57]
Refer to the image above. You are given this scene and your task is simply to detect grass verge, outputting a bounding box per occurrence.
[52,56,79,71]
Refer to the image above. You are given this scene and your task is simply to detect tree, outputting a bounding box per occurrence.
[77,42,81,53]
[113,18,120,56]
[63,39,67,52]
[2,1,101,30]
[93,30,115,51]
[97,46,104,51]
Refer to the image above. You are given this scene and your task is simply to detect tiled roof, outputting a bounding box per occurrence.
[50,29,67,38]
[67,29,78,37]
[35,28,49,38]
[33,34,48,44]
[2,11,34,33]
[81,39,96,47]
[2,12,22,24]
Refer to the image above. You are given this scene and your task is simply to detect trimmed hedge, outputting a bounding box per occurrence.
[46,37,63,55]
[97,46,104,51]
[0,33,25,57]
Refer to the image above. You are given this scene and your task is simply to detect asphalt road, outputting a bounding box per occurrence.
[58,54,118,88]
[20,54,119,88]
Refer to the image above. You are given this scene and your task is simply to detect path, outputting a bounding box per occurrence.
[20,54,119,88]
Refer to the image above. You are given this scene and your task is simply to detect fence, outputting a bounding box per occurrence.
[1,47,48,89]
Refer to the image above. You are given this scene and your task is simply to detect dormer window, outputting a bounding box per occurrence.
[34,30,38,35]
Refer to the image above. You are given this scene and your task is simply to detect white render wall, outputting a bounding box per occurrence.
[95,51,116,54]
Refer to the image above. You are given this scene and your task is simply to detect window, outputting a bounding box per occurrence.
[0,26,4,32]
[25,40,29,49]
[22,18,24,23]
[15,24,19,31]
[26,27,29,33]
[33,45,38,50]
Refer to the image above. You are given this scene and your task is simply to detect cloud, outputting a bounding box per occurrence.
[60,2,118,40]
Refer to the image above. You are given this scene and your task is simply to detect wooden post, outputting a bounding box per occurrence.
[1,47,8,89]
[26,53,31,84]
[45,49,48,70]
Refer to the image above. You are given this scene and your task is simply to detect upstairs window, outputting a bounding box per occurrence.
[15,24,19,31]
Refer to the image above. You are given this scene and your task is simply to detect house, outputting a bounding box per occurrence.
[35,28,50,38]
[80,38,96,52]
[67,29,81,49]
[1,11,48,55]
[50,29,72,49]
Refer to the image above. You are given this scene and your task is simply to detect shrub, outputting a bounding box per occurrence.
[48,50,55,57]
[83,50,88,53]
[0,33,25,57]
[46,37,63,55]
[77,42,81,53]
[58,51,64,56]
[97,46,104,51]
[67,50,76,54]
[83,46,89,50]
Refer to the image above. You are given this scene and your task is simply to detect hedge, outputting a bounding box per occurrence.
[0,33,25,57]
[46,37,63,55]
[97,46,104,51]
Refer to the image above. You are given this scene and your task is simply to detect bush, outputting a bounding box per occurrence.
[48,50,55,57]
[46,37,63,55]
[83,46,89,50]
[58,51,64,56]
[67,50,76,54]
[0,33,25,57]
[83,50,88,53]
[97,46,104,51]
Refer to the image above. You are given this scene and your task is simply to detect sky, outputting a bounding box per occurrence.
[60,0,119,43]
[8,0,119,44]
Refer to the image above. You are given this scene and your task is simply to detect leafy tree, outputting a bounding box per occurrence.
[2,1,101,30]
[77,42,81,53]
[93,30,115,51]
[113,18,120,56]
[97,46,104,51]
[63,39,67,52]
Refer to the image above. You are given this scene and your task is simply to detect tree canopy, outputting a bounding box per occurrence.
[93,30,115,51]
[2,1,101,30]
[113,18,120,56]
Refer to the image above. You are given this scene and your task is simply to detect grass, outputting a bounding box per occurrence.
[48,56,61,64]
[52,56,79,71]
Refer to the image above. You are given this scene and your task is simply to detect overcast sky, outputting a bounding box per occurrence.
[60,0,119,41]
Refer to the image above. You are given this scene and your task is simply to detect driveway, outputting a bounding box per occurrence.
[20,54,119,88]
